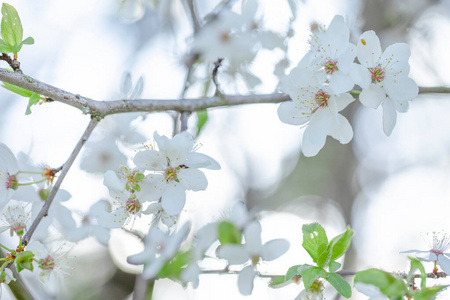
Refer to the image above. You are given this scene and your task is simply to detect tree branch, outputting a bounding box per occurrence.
[22,117,99,245]
[0,69,449,119]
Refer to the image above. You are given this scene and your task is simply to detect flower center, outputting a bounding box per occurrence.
[6,174,18,190]
[42,256,55,270]
[164,167,178,182]
[315,91,329,108]
[370,66,385,83]
[125,195,141,215]
[324,60,338,74]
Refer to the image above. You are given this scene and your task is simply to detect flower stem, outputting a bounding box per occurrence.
[17,178,47,186]
[349,90,361,95]
[0,243,13,253]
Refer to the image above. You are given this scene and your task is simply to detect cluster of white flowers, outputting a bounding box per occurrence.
[192,0,286,90]
[278,15,418,156]
[100,131,220,228]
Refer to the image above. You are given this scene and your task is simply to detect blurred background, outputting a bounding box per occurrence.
[1,0,450,299]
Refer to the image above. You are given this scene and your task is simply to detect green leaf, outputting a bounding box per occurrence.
[12,36,34,54]
[217,221,242,245]
[408,257,426,289]
[196,110,208,137]
[285,265,301,281]
[25,93,40,115]
[21,36,33,44]
[2,82,34,97]
[328,260,341,273]
[1,3,23,48]
[15,250,34,272]
[135,173,145,182]
[326,272,351,298]
[158,250,191,279]
[329,226,353,260]
[299,265,327,290]
[302,223,329,266]
[413,285,449,300]
[354,269,408,298]
[0,38,11,52]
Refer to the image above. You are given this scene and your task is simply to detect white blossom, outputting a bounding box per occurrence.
[26,241,72,295]
[354,282,388,300]
[401,231,450,274]
[0,143,19,207]
[356,30,418,136]
[133,131,220,216]
[216,221,289,295]
[278,67,354,156]
[0,203,30,236]
[127,222,191,279]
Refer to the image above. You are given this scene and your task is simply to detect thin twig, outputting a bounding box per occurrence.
[0,53,22,73]
[22,117,99,245]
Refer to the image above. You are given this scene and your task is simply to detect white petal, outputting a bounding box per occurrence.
[383,76,418,102]
[161,184,186,215]
[382,99,397,136]
[178,168,208,191]
[238,266,256,296]
[357,31,382,68]
[350,63,371,89]
[98,208,128,228]
[380,43,411,74]
[103,170,125,191]
[359,84,386,108]
[262,239,290,261]
[0,143,18,174]
[327,71,354,94]
[394,100,409,113]
[329,113,353,144]
[333,93,355,112]
[133,150,167,171]
[90,225,111,246]
[65,227,89,243]
[302,124,327,157]
[277,100,309,126]
[216,244,249,264]
[438,255,450,274]
[244,221,262,255]
[186,152,220,170]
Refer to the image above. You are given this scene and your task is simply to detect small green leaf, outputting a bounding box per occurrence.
[196,110,208,137]
[326,272,351,298]
[354,269,407,298]
[268,275,287,287]
[408,257,426,289]
[135,173,145,182]
[25,93,40,115]
[2,82,34,97]
[21,36,33,44]
[158,250,191,279]
[0,38,11,52]
[328,260,341,273]
[302,223,329,265]
[218,221,242,245]
[299,265,327,290]
[413,285,449,300]
[131,183,141,192]
[329,226,353,260]
[285,265,301,281]
[15,250,35,273]
[1,3,23,48]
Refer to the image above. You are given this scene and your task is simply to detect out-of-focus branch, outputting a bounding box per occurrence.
[22,117,99,245]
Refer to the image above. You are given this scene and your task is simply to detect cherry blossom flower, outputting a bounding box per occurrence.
[216,221,289,295]
[401,231,450,274]
[100,167,152,228]
[127,222,191,279]
[300,15,366,94]
[356,30,418,135]
[0,203,30,236]
[26,241,72,295]
[65,200,111,246]
[133,131,220,216]
[278,67,354,156]
[13,186,76,239]
[0,143,19,207]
